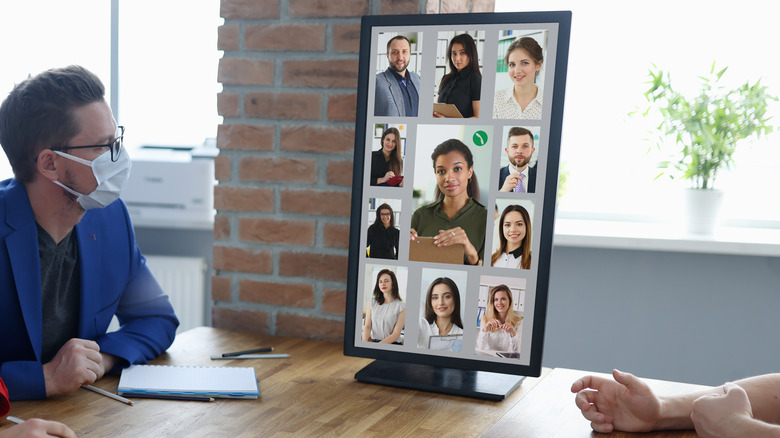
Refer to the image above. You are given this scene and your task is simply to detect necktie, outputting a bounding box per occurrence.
[514,173,526,193]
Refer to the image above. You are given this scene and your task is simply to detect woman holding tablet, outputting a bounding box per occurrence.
[490,204,532,269]
[362,269,406,344]
[366,203,399,259]
[410,139,486,265]
[476,284,523,354]
[417,277,464,350]
[370,127,403,186]
[493,37,544,119]
[434,33,481,118]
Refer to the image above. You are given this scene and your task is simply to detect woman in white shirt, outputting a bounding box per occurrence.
[362,269,406,344]
[491,204,532,269]
[417,277,464,350]
[493,37,544,120]
[476,285,523,354]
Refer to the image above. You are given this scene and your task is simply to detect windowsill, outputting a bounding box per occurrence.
[553,218,780,257]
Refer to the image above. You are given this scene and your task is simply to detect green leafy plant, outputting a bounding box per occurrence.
[641,62,776,189]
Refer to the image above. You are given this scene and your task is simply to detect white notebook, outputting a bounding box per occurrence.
[118,365,259,399]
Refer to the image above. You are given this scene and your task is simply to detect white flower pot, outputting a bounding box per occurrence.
[684,188,724,235]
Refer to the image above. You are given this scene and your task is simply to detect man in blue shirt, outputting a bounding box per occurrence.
[375,35,421,117]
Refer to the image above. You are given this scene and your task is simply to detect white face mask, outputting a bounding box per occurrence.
[53,148,132,210]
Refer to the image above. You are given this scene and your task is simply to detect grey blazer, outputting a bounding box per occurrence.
[374,68,421,117]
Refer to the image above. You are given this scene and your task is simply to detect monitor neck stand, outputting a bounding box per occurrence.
[354,360,525,401]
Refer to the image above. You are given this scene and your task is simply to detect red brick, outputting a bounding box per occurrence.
[244,92,322,120]
[239,280,314,308]
[221,0,280,19]
[289,0,367,17]
[212,275,232,301]
[472,0,496,12]
[326,159,353,187]
[280,125,354,154]
[281,189,351,218]
[218,124,274,151]
[323,222,350,249]
[380,0,420,14]
[218,58,274,86]
[279,251,348,282]
[213,245,272,274]
[239,217,316,246]
[218,23,239,51]
[240,156,317,183]
[327,94,356,122]
[212,307,271,334]
[332,24,361,53]
[214,214,230,240]
[439,0,469,13]
[322,288,346,315]
[215,155,230,181]
[214,186,274,212]
[217,92,239,118]
[245,24,325,51]
[283,59,359,89]
[276,313,344,342]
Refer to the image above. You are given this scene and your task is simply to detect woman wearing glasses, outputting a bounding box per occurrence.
[366,203,399,259]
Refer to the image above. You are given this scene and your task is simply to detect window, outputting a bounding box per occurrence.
[495,0,780,228]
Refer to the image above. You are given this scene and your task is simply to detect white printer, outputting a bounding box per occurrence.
[122,145,216,230]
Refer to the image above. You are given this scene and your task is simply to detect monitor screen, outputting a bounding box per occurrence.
[344,11,571,382]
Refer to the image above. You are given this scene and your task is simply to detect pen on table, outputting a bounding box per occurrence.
[6,416,24,424]
[123,393,215,402]
[81,384,134,406]
[211,353,290,360]
[221,347,274,357]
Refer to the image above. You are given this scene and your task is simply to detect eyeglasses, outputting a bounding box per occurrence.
[50,126,124,162]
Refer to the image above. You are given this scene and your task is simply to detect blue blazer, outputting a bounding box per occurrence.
[0,179,179,400]
[498,165,537,193]
[374,68,421,117]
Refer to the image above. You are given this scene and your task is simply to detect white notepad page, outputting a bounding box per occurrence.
[118,365,259,398]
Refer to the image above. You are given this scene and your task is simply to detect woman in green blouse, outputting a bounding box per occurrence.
[410,139,487,265]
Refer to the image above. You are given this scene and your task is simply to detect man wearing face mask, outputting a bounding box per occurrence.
[0,65,179,400]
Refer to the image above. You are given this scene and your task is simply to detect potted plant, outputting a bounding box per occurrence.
[640,62,776,234]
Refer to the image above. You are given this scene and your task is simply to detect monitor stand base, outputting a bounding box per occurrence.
[354,359,525,401]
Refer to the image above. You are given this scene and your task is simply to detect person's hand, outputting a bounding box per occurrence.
[433,227,478,264]
[0,418,76,438]
[571,369,662,433]
[409,228,418,242]
[432,111,445,118]
[42,338,104,396]
[381,171,395,184]
[691,384,756,438]
[500,174,519,192]
[482,319,501,332]
[500,322,517,337]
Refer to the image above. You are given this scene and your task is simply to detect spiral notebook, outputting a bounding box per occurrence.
[118,365,259,399]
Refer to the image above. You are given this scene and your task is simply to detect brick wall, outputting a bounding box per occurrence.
[213,0,495,342]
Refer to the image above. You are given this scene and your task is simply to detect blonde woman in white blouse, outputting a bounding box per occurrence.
[476,285,523,354]
[493,37,544,120]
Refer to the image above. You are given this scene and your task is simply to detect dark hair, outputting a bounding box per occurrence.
[372,269,401,305]
[507,127,534,147]
[424,277,463,329]
[380,127,403,175]
[504,36,544,68]
[386,35,411,53]
[482,284,523,330]
[371,203,395,229]
[438,33,482,94]
[491,204,532,269]
[0,65,106,183]
[431,139,479,202]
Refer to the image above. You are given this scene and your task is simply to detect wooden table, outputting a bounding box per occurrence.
[2,327,708,437]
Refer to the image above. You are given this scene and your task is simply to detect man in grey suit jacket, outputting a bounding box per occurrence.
[375,35,420,117]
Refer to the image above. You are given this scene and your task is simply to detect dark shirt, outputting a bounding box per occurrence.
[437,68,482,118]
[367,224,399,259]
[370,150,390,186]
[38,223,80,363]
[390,69,419,117]
[410,197,487,264]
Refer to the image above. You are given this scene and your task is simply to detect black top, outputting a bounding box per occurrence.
[367,224,399,259]
[370,149,391,186]
[437,68,482,118]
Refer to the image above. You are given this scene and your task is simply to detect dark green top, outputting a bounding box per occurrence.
[410,197,487,265]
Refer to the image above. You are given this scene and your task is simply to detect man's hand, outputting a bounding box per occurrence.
[500,174,519,192]
[571,369,662,433]
[0,419,76,438]
[691,383,771,438]
[42,339,104,396]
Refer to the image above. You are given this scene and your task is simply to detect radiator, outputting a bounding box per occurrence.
[144,255,206,333]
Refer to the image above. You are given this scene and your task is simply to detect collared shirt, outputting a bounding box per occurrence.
[411,197,487,264]
[389,68,419,117]
[492,246,525,269]
[437,68,482,118]
[509,164,530,192]
[493,86,543,120]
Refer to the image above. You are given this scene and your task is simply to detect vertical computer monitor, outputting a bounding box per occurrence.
[344,10,571,400]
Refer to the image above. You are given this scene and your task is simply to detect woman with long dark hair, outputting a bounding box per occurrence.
[490,204,532,269]
[361,269,406,344]
[370,127,404,186]
[434,33,481,118]
[476,284,523,354]
[366,203,399,259]
[417,277,463,350]
[410,139,487,265]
